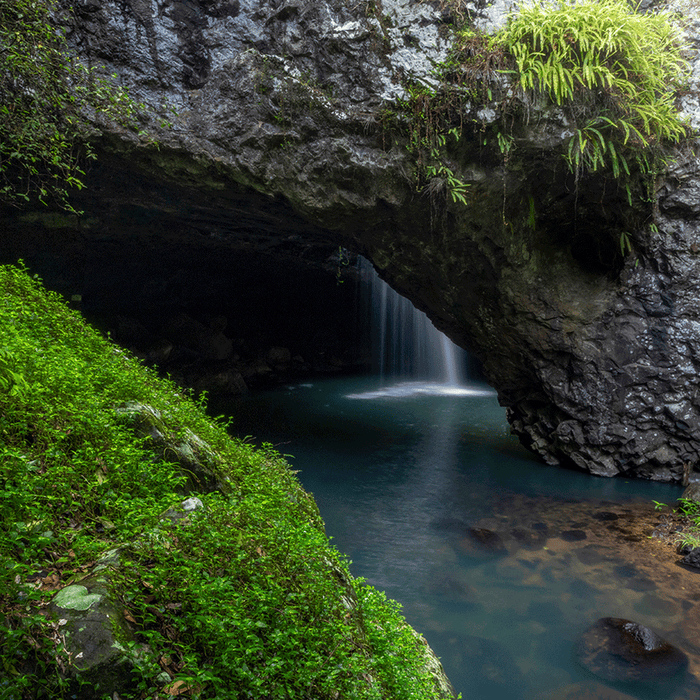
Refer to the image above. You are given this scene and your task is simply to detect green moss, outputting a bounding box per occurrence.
[0,263,452,699]
[16,211,82,229]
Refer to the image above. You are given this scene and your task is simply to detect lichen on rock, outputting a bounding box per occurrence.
[53,584,103,611]
[50,578,141,699]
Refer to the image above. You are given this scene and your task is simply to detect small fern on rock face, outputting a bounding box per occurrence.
[499,0,690,178]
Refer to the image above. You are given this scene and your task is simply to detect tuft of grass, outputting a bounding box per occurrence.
[675,497,700,550]
[0,263,452,700]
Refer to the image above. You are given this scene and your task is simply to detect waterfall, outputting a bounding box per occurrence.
[358,257,467,386]
[347,257,493,399]
[440,334,460,386]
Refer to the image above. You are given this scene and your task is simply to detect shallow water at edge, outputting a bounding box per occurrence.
[212,376,689,700]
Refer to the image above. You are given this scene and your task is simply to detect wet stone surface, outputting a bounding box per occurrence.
[576,617,688,683]
[459,528,509,557]
[680,548,700,570]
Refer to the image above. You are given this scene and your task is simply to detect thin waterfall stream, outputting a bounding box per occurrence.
[359,255,463,384]
[351,256,490,399]
[214,266,691,699]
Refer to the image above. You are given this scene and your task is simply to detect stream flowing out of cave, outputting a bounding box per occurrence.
[216,381,685,699]
[215,379,685,699]
[213,273,688,699]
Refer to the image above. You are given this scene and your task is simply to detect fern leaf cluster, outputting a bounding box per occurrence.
[399,0,690,220]
[500,0,690,176]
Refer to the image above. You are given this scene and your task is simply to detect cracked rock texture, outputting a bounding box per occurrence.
[3,0,700,481]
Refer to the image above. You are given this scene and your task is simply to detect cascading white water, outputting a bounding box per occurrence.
[357,256,472,386]
[440,333,460,386]
[349,257,491,399]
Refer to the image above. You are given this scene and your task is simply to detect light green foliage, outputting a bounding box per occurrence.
[675,497,700,549]
[0,0,138,213]
[0,347,29,397]
[401,0,690,240]
[619,230,633,255]
[0,264,448,699]
[499,0,689,178]
[503,0,686,119]
[426,128,471,204]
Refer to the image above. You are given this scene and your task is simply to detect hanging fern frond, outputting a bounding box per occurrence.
[499,0,690,179]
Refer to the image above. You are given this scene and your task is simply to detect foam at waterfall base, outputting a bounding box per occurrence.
[345,381,495,399]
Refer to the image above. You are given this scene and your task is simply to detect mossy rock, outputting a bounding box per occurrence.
[50,577,144,699]
[115,401,229,494]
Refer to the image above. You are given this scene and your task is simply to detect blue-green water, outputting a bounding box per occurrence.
[214,376,686,699]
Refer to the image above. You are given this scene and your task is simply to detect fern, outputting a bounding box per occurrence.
[499,0,690,179]
[394,0,690,233]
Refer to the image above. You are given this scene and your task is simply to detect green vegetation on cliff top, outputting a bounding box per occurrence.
[0,0,137,213]
[408,0,690,209]
[499,0,689,176]
[0,263,452,700]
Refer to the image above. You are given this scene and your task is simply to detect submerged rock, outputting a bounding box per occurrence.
[424,567,478,605]
[511,526,549,549]
[592,511,620,522]
[458,528,509,557]
[433,633,524,700]
[576,617,688,683]
[533,681,640,700]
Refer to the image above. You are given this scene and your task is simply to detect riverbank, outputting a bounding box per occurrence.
[0,263,454,700]
[4,260,699,699]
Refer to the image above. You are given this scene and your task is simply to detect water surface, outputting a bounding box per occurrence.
[214,376,685,699]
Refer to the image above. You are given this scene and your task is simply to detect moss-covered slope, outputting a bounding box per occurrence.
[0,264,455,700]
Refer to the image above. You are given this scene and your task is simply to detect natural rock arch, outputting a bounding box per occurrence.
[3,0,700,481]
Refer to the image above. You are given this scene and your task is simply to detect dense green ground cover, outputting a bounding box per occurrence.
[0,263,451,699]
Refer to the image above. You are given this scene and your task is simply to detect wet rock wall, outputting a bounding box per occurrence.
[3,0,700,480]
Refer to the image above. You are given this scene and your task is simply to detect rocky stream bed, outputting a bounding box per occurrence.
[428,494,700,699]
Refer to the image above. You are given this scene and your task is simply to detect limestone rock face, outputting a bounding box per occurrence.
[4,0,700,480]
